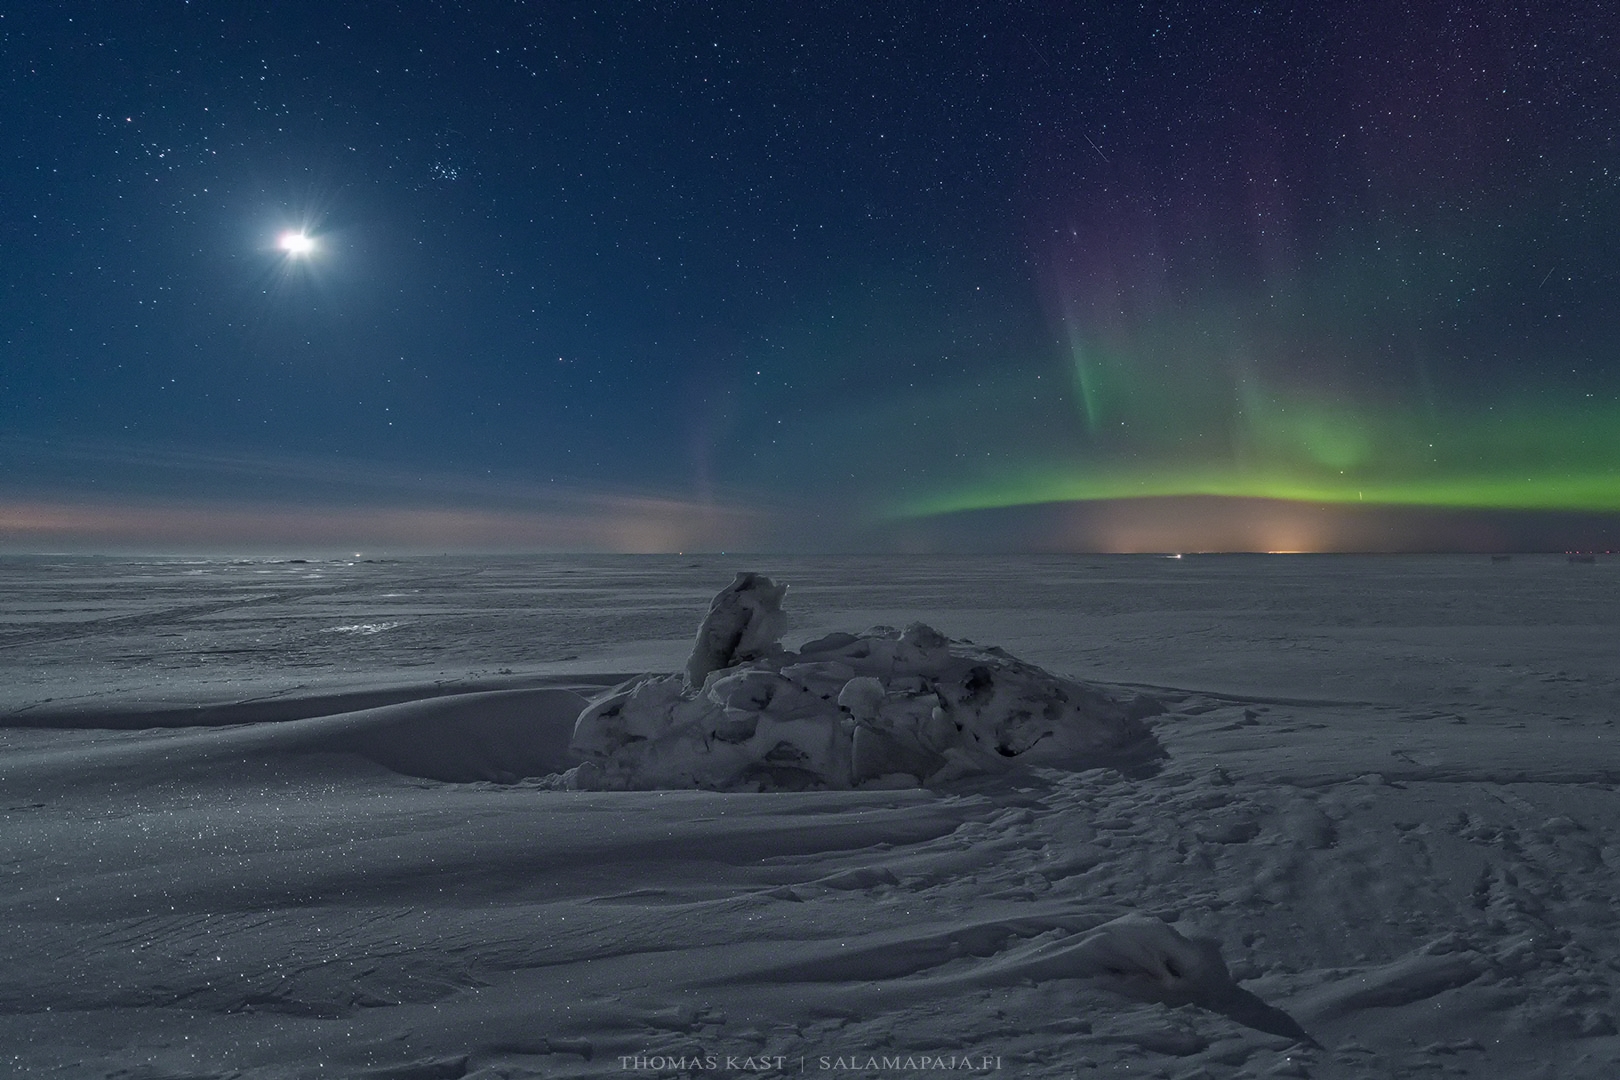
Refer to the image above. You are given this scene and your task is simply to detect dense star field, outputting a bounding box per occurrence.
[3,2,1617,551]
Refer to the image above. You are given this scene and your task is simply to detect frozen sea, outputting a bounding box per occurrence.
[1,553,1617,1078]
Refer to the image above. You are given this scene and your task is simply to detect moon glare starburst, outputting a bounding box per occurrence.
[278,231,316,256]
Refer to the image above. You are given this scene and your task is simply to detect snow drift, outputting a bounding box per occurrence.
[567,572,1160,790]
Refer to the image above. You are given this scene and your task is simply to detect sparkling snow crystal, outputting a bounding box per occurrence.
[567,573,1157,790]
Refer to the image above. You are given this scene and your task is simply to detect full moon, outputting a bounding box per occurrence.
[278,231,316,256]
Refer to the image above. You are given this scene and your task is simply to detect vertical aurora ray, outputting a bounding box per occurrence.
[1061,298,1104,435]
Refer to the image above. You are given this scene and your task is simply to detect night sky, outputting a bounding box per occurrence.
[4,2,1618,553]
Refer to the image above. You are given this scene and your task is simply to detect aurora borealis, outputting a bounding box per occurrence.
[890,178,1620,537]
[3,2,1617,552]
[893,313,1620,518]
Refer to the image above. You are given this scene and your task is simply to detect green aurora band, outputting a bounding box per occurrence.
[890,392,1620,520]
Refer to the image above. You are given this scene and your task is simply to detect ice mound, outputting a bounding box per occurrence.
[567,573,1157,791]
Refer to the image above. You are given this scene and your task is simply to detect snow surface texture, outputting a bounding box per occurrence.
[2,554,1619,1079]
[569,572,1159,790]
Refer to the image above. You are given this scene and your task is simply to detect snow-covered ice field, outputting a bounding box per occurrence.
[2,553,1617,1079]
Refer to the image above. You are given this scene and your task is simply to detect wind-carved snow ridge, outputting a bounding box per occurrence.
[567,573,1163,791]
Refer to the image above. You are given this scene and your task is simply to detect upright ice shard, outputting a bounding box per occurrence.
[684,572,790,688]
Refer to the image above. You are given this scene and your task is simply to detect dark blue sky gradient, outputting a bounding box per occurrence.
[4,2,1617,552]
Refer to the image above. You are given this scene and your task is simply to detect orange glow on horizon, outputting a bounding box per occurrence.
[0,495,765,554]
